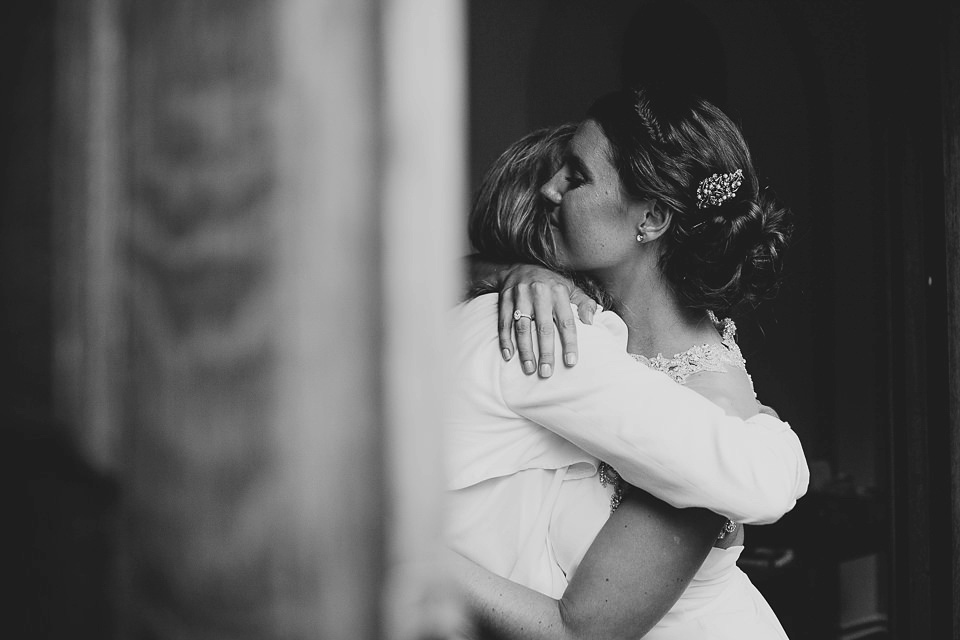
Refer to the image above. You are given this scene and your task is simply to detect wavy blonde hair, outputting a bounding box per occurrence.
[468,124,576,268]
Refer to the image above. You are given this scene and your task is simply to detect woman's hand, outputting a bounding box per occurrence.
[497,265,598,378]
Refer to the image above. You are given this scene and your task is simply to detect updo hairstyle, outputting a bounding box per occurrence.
[587,87,792,314]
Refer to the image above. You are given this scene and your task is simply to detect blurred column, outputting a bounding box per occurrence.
[53,0,464,638]
[381,0,466,637]
[52,0,125,473]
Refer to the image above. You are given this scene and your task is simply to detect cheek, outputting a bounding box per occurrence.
[563,193,611,241]
[561,195,593,232]
[557,219,601,268]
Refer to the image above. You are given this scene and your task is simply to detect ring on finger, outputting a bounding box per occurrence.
[513,310,534,322]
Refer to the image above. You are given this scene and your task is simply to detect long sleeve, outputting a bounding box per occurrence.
[499,309,809,525]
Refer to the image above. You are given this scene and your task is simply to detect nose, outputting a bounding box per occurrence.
[540,171,564,205]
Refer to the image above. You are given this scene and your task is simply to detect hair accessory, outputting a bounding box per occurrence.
[696,169,743,209]
[633,89,665,144]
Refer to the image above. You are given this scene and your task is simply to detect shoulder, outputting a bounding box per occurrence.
[447,296,503,382]
[451,295,633,385]
[450,293,502,344]
[453,295,630,353]
[590,307,630,344]
[452,292,498,321]
[683,368,759,419]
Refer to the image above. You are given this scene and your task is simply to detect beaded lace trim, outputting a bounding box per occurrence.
[600,311,748,539]
[643,312,752,390]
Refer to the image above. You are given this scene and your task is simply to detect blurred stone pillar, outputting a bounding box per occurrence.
[53,0,126,474]
[53,0,464,637]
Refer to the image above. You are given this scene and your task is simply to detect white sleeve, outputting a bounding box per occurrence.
[499,313,809,525]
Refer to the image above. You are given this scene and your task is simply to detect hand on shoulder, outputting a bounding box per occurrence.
[496,264,599,378]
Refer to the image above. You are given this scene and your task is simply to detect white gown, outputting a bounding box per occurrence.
[647,546,787,638]
[444,295,801,638]
[632,313,788,638]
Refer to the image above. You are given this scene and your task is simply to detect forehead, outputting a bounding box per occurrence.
[570,120,613,167]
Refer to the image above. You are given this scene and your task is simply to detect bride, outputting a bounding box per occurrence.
[447,86,798,638]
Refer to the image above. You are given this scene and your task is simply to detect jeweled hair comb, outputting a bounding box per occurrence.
[696,169,743,209]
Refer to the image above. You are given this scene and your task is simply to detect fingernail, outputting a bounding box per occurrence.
[564,353,577,366]
[539,363,552,377]
[502,348,512,361]
[522,360,535,374]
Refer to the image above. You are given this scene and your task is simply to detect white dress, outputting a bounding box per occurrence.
[444,294,806,629]
[626,313,789,639]
[647,546,787,639]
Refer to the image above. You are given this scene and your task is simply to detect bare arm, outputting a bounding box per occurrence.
[452,489,725,640]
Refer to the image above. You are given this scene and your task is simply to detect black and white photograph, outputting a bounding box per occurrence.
[3,1,957,639]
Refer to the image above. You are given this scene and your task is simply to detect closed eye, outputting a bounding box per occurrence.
[565,172,585,188]
[562,154,590,188]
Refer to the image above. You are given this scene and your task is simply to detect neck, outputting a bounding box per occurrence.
[593,257,718,358]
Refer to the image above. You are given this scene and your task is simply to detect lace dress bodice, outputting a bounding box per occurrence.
[635,312,754,394]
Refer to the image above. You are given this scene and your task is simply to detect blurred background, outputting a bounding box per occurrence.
[2,0,958,638]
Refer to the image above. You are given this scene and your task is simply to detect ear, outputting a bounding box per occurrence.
[636,200,673,242]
